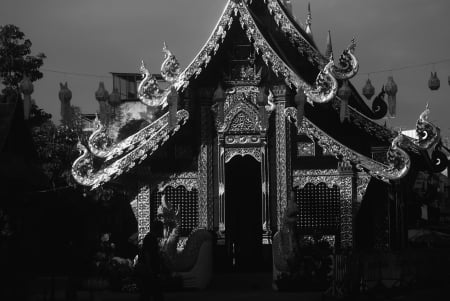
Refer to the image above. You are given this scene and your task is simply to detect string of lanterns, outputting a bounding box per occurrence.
[359,60,450,118]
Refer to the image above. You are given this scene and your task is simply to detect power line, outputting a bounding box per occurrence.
[359,58,450,76]
[41,57,450,80]
[41,68,111,79]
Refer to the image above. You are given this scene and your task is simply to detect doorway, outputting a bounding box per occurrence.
[225,154,262,271]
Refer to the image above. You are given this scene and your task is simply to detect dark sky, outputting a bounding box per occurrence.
[1,0,450,139]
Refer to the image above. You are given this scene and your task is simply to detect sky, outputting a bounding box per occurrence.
[1,0,450,139]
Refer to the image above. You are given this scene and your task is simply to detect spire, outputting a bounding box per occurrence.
[306,2,313,37]
[325,30,333,58]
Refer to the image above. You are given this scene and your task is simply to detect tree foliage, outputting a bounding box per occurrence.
[0,24,46,93]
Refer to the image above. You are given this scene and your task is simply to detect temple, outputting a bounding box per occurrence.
[71,0,447,289]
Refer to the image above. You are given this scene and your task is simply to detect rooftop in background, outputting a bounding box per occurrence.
[110,72,167,102]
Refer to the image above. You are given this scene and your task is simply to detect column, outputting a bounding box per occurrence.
[136,184,151,244]
[217,136,226,243]
[272,85,289,229]
[198,87,214,229]
[261,139,271,243]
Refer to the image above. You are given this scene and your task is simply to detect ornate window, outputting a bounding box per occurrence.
[295,183,341,233]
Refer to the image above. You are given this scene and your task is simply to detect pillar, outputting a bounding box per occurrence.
[272,85,291,229]
[198,87,215,229]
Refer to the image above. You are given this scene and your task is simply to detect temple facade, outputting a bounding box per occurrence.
[71,0,446,277]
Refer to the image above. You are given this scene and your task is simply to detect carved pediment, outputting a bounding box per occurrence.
[228,111,259,133]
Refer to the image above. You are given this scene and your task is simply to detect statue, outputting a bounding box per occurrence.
[154,195,213,289]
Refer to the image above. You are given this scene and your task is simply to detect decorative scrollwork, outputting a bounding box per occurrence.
[303,59,338,104]
[217,87,262,133]
[330,39,359,80]
[224,147,261,163]
[285,107,411,181]
[157,172,198,192]
[71,110,190,189]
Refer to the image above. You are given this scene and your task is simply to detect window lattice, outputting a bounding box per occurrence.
[150,186,198,236]
[295,183,340,232]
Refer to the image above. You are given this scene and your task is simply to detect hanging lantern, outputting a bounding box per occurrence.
[385,76,397,117]
[294,88,307,124]
[428,72,440,90]
[337,80,351,123]
[362,78,375,100]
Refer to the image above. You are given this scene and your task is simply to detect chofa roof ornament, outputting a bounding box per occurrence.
[330,38,359,80]
[303,57,338,104]
[161,42,181,83]
[414,103,440,151]
[138,43,181,109]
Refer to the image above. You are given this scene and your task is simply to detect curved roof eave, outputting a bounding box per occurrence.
[262,0,407,144]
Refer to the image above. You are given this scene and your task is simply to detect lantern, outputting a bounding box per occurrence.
[428,72,440,90]
[337,80,351,123]
[385,76,397,117]
[294,88,307,124]
[362,78,375,100]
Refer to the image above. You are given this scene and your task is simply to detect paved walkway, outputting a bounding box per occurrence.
[30,273,323,301]
[29,273,448,301]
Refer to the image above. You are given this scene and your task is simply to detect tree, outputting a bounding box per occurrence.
[0,24,46,93]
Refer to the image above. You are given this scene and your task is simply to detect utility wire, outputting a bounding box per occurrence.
[41,57,450,79]
[41,68,111,79]
[359,58,450,76]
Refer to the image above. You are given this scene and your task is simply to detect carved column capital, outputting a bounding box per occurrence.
[271,84,288,101]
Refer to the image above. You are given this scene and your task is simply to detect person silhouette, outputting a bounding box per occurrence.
[136,220,165,301]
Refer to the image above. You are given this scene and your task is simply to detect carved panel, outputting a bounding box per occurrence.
[297,142,315,157]
[156,172,198,192]
[224,147,262,163]
[225,134,261,145]
[229,111,259,133]
[356,173,371,204]
[275,100,287,229]
[198,104,213,229]
[136,184,151,244]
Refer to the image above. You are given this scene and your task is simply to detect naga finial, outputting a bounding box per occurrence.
[140,60,150,76]
[329,38,359,80]
[303,57,338,104]
[161,42,180,83]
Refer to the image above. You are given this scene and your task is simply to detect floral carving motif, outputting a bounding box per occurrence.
[224,147,262,163]
[156,172,199,192]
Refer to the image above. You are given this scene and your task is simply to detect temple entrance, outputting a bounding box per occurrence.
[225,155,262,271]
